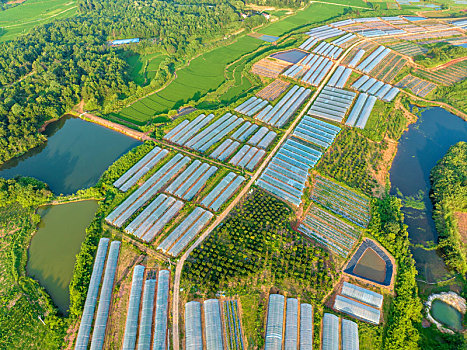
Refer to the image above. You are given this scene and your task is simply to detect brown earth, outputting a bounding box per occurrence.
[454,211,467,245]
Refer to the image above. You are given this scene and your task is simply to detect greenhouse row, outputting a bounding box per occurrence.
[330,33,356,47]
[307,86,356,123]
[334,295,381,325]
[224,300,245,350]
[165,113,245,153]
[264,294,284,350]
[165,160,218,200]
[113,146,169,192]
[327,66,352,89]
[356,45,391,74]
[122,265,145,350]
[256,85,311,127]
[157,207,213,257]
[258,114,339,207]
[264,295,314,350]
[234,97,268,117]
[229,145,266,170]
[258,136,323,207]
[184,299,245,350]
[248,126,277,149]
[322,313,359,350]
[347,49,365,68]
[298,206,359,257]
[345,93,377,129]
[185,301,203,350]
[312,41,343,60]
[299,37,318,51]
[295,115,341,148]
[352,74,399,102]
[232,121,259,142]
[201,172,245,211]
[124,194,184,242]
[164,113,214,144]
[121,267,170,350]
[75,239,121,350]
[341,282,384,309]
[210,139,240,161]
[282,63,306,79]
[204,300,224,349]
[306,25,344,40]
[105,153,190,228]
[300,56,333,86]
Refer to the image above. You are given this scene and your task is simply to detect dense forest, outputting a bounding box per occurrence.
[0,0,256,165]
[430,142,467,275]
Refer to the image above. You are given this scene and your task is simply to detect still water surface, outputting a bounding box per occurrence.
[27,200,98,314]
[0,116,140,195]
[389,107,467,282]
[430,299,463,331]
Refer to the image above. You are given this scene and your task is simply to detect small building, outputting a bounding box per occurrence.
[110,38,140,46]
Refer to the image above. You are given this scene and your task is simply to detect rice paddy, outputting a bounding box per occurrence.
[0,0,78,42]
[116,36,262,123]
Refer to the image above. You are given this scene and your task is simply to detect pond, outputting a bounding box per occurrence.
[0,115,141,195]
[389,107,467,282]
[26,200,98,314]
[353,248,387,283]
[430,299,463,331]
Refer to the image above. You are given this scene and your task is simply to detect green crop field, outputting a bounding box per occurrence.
[0,0,78,42]
[125,53,168,86]
[260,1,371,36]
[115,2,366,124]
[115,36,263,123]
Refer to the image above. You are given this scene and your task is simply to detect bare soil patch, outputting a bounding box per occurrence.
[454,211,467,245]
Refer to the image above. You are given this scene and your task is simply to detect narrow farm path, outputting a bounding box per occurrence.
[170,38,364,350]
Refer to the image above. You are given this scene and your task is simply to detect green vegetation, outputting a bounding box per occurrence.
[433,79,467,114]
[0,0,78,42]
[370,195,422,349]
[415,43,467,69]
[0,179,65,349]
[115,36,263,123]
[182,189,338,346]
[430,142,467,275]
[0,0,253,164]
[317,128,386,195]
[123,53,168,87]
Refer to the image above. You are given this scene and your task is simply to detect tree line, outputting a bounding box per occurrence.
[0,0,262,165]
[430,141,467,275]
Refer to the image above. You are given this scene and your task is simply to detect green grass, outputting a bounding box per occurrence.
[124,53,168,86]
[259,2,370,36]
[115,36,263,122]
[0,0,78,42]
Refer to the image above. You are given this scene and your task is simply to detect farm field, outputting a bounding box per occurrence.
[414,60,467,85]
[259,2,367,37]
[115,1,367,124]
[0,0,78,42]
[124,53,168,87]
[115,36,262,123]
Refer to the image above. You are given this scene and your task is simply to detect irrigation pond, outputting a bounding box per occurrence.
[430,299,464,331]
[26,200,98,314]
[389,106,467,282]
[0,115,141,195]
